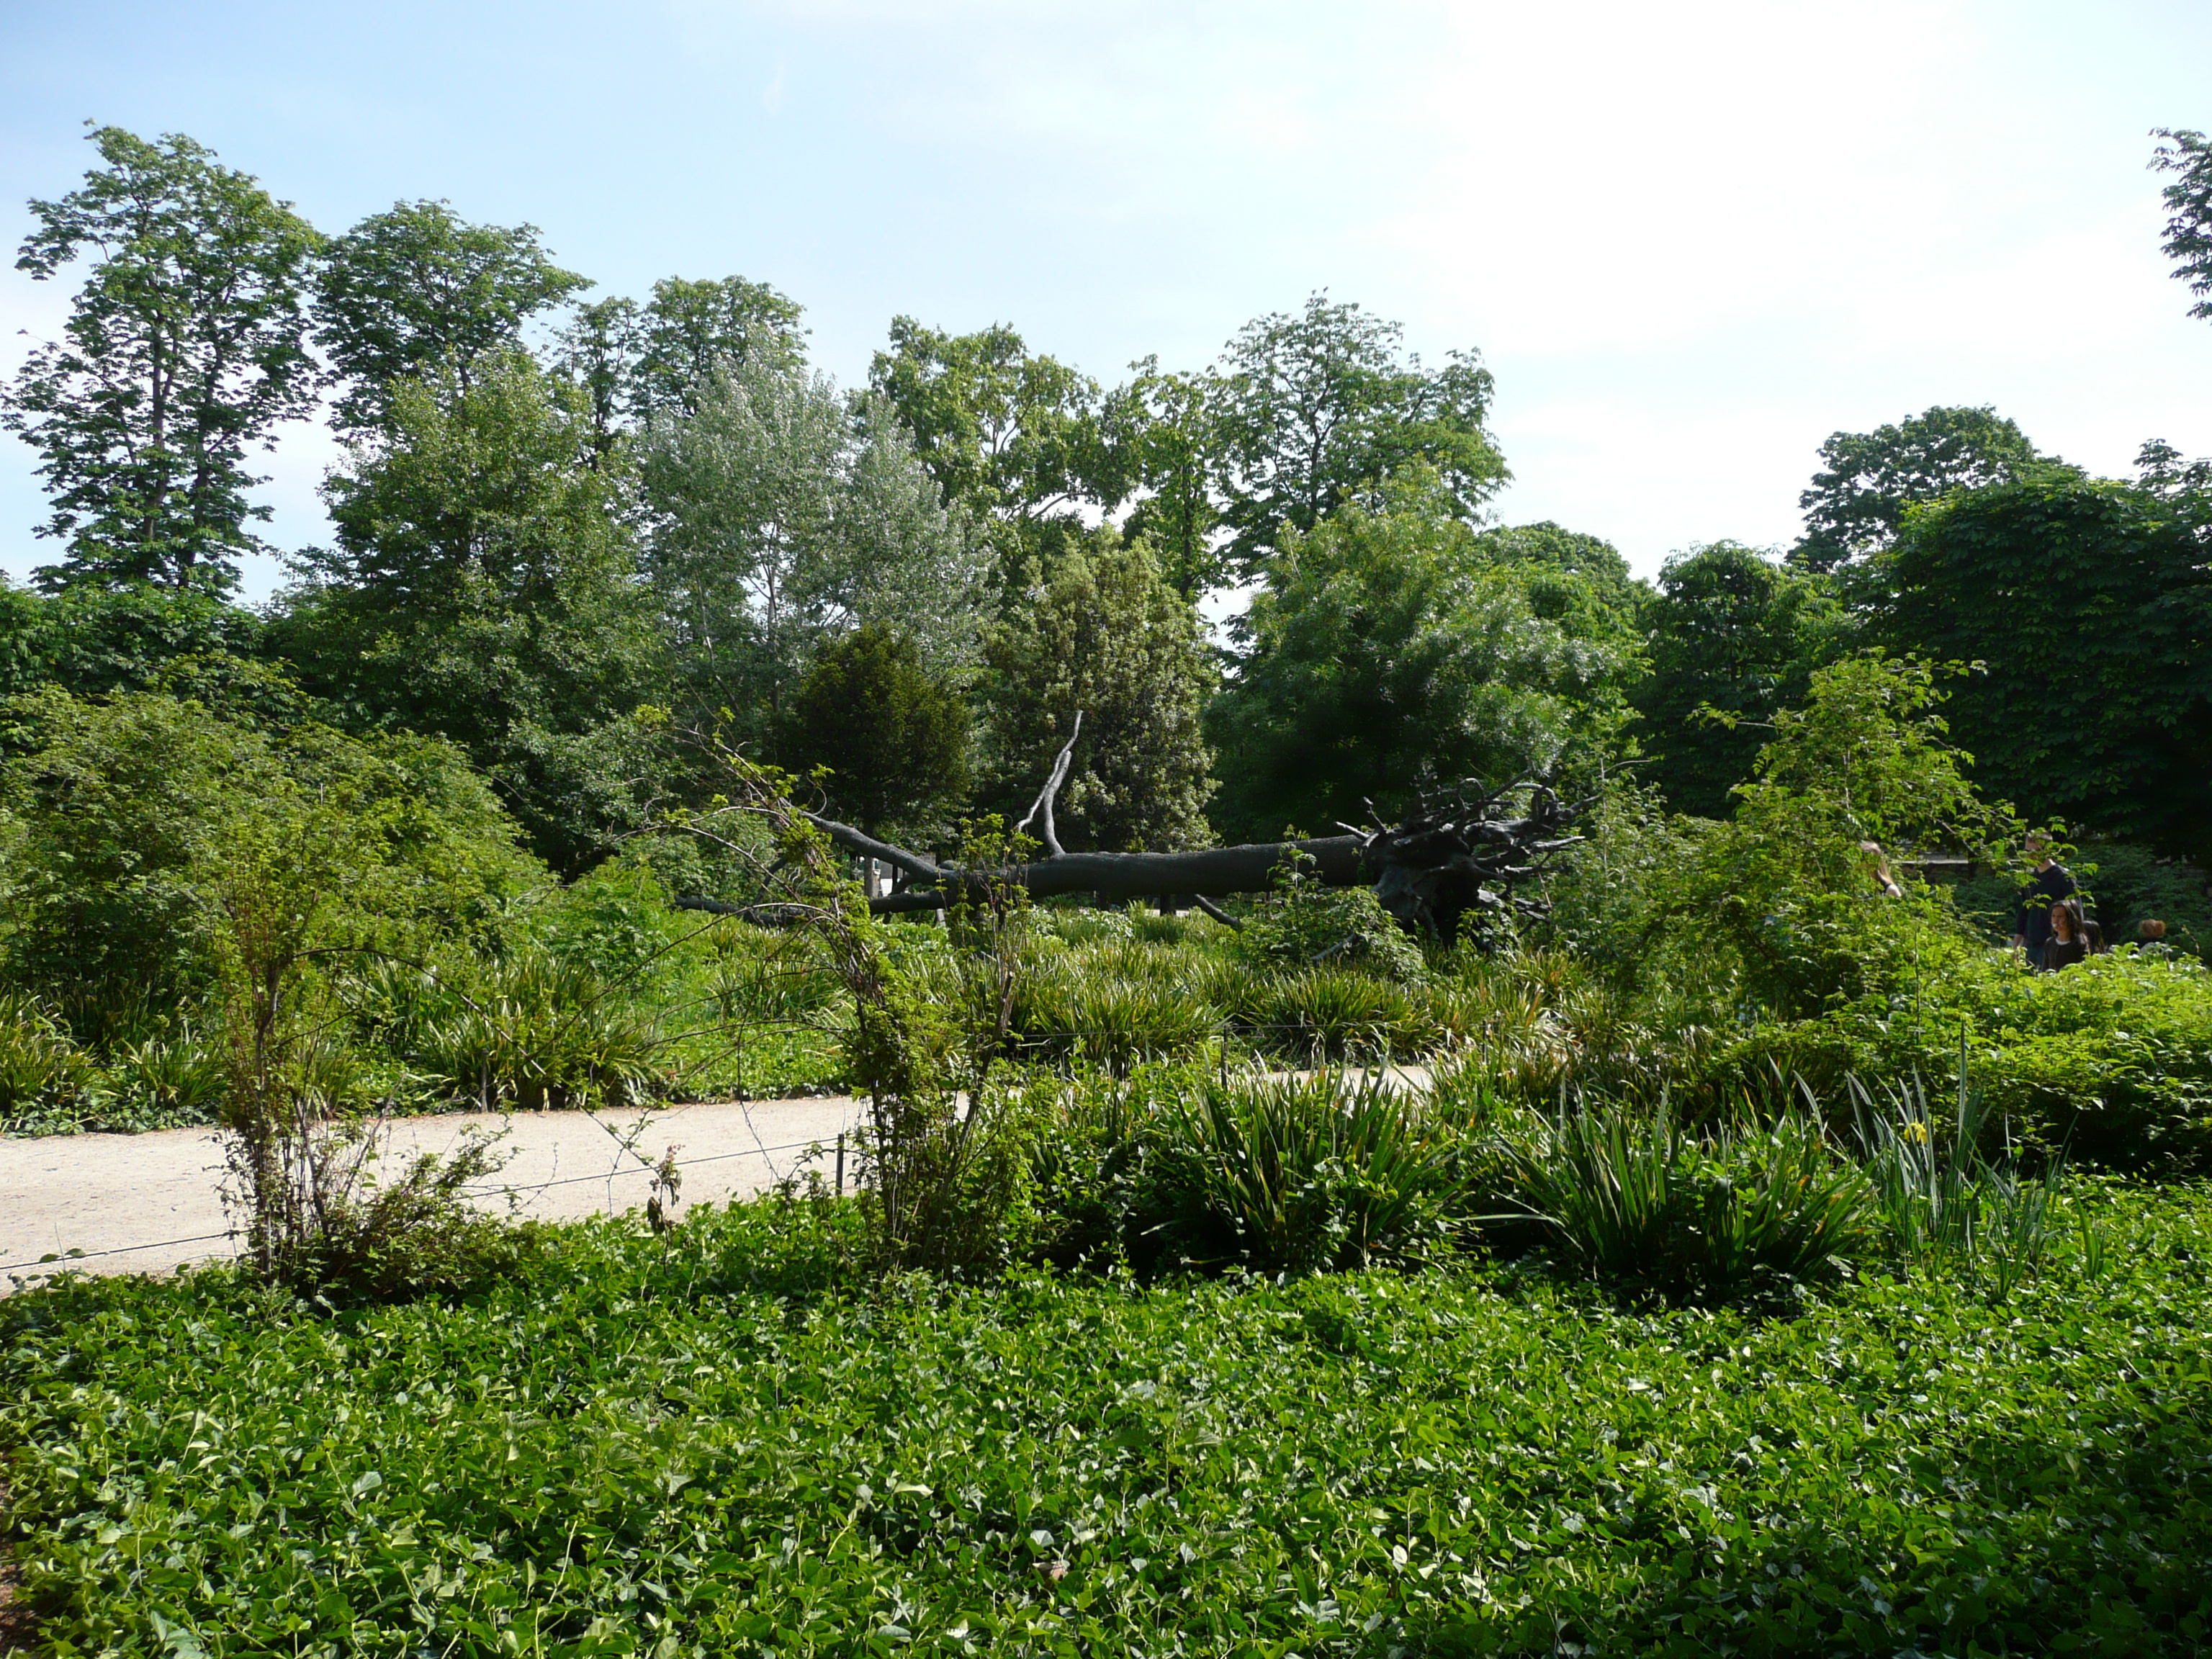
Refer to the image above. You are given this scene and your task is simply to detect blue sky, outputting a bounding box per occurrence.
[3,0,2209,600]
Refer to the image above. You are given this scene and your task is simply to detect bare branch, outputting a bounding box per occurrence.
[1015,711,1083,860]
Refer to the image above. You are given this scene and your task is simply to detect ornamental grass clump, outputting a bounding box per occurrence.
[1851,1058,2072,1297]
[1148,1069,1480,1273]
[1494,1094,1876,1303]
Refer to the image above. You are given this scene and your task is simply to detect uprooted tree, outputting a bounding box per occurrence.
[682,713,1591,944]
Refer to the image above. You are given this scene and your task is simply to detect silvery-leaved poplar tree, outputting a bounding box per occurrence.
[640,353,984,730]
[2,127,323,593]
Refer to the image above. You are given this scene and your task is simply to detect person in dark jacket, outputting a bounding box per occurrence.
[2010,835,2076,970]
[2045,897,2090,971]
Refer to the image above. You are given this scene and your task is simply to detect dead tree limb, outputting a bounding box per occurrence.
[1016,711,1082,859]
[675,725,1590,944]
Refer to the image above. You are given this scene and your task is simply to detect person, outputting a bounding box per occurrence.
[2045,897,2090,971]
[2010,835,2076,970]
[2139,918,2169,945]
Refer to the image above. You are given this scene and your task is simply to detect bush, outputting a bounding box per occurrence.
[1491,1096,1876,1303]
[1141,1069,1480,1274]
[1245,965,1422,1062]
[0,687,546,1040]
[1236,845,1426,980]
[1720,945,2212,1172]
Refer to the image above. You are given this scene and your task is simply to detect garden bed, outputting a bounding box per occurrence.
[4,1186,2208,1655]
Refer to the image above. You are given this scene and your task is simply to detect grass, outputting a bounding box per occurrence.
[5,1187,2210,1657]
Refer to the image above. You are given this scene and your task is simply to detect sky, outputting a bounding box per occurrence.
[1,0,2208,602]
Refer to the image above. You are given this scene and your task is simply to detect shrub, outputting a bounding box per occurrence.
[346,949,666,1113]
[0,687,546,1040]
[1722,945,2212,1172]
[1143,1069,1480,1273]
[1237,845,1426,980]
[1491,1097,1875,1303]
[0,994,102,1131]
[1246,965,1421,1063]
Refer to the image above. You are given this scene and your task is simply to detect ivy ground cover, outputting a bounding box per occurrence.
[4,1189,2210,1657]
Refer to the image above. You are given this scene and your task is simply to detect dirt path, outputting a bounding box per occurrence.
[0,1096,862,1292]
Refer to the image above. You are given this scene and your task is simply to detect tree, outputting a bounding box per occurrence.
[778,624,970,840]
[271,351,663,870]
[2151,127,2212,320]
[1790,405,2052,572]
[552,276,807,444]
[630,276,806,422]
[1880,472,2212,863]
[976,529,1215,853]
[1684,653,2013,1015]
[1120,358,1221,601]
[1632,542,1849,818]
[1210,293,1506,579]
[1473,520,1648,619]
[868,319,1137,585]
[639,354,984,728]
[1,127,322,592]
[313,199,590,432]
[1208,480,1640,845]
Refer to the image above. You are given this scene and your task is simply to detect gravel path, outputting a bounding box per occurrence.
[0,1096,863,1292]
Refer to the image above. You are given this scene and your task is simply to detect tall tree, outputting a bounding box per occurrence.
[1208,479,1639,844]
[271,351,662,870]
[1120,356,1221,601]
[640,354,984,726]
[1631,542,1848,819]
[1880,472,2212,864]
[1473,521,1647,617]
[2151,127,2212,320]
[551,275,806,444]
[868,319,1137,587]
[1,127,322,592]
[629,276,806,422]
[778,624,971,841]
[1790,405,2052,573]
[977,529,1216,853]
[1210,293,1506,580]
[313,200,589,433]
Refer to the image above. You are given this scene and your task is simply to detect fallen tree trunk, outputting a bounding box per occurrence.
[675,714,1591,943]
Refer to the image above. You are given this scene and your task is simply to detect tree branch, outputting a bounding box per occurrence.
[1016,711,1082,859]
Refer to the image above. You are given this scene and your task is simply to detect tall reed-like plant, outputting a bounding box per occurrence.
[1849,1036,2071,1295]
[1493,1092,1874,1303]
[1148,1069,1477,1273]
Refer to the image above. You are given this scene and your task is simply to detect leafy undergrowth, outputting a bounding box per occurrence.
[5,1192,2211,1657]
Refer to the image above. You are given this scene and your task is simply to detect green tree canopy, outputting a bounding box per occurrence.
[977,530,1215,853]
[868,318,1136,585]
[1120,357,1220,601]
[1632,541,1849,819]
[271,351,663,870]
[639,354,985,729]
[1473,521,1647,618]
[1210,293,1506,580]
[1208,480,1640,844]
[778,624,971,841]
[1791,405,2054,573]
[2,127,323,592]
[1879,472,2212,863]
[313,199,590,433]
[2152,127,2212,321]
[554,276,808,446]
